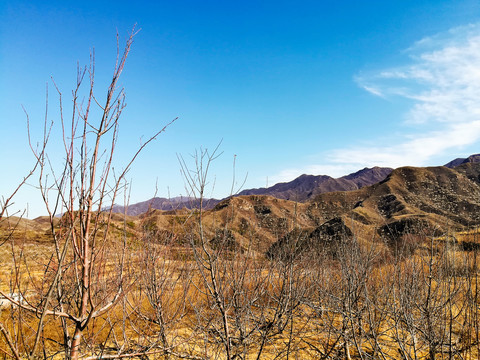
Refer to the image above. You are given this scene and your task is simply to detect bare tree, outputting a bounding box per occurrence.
[124,214,204,359]
[0,27,176,360]
[177,147,309,359]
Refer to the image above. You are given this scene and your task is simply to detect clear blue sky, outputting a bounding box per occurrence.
[2,0,480,217]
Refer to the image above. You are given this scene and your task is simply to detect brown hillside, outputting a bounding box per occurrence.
[311,164,480,230]
[5,164,480,257]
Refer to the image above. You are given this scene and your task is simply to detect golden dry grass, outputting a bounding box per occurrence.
[1,212,480,359]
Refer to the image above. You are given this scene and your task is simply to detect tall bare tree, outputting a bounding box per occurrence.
[0,27,176,360]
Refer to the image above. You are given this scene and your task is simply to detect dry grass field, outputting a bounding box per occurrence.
[1,208,480,360]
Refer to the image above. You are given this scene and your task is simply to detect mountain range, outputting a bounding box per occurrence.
[199,159,480,257]
[116,154,480,216]
[9,153,480,258]
[111,196,219,216]
[237,166,393,201]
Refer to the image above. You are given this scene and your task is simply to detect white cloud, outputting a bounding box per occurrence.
[360,85,384,97]
[276,23,480,180]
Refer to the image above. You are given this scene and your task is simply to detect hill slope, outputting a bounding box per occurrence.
[311,163,480,230]
[8,163,480,259]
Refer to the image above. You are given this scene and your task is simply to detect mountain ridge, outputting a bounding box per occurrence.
[444,153,480,168]
[237,166,393,201]
[114,154,480,216]
[14,157,480,257]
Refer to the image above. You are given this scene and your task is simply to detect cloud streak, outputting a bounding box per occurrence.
[275,23,480,182]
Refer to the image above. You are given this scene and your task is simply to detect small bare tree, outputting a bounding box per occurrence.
[177,147,308,359]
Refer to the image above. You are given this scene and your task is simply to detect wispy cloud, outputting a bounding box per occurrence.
[360,85,385,97]
[275,24,480,182]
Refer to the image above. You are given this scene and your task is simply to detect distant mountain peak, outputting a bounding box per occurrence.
[237,166,393,202]
[444,154,480,168]
[342,166,393,181]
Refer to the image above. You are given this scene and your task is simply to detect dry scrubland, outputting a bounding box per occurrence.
[2,30,480,359]
[1,207,480,360]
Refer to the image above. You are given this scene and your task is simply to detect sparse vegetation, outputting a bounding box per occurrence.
[2,31,480,360]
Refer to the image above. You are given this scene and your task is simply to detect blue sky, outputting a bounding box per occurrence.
[2,0,480,217]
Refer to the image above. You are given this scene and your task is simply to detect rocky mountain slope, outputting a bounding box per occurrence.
[264,162,480,258]
[6,160,480,260]
[112,166,392,216]
[113,153,480,216]
[311,162,480,232]
[133,162,480,255]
